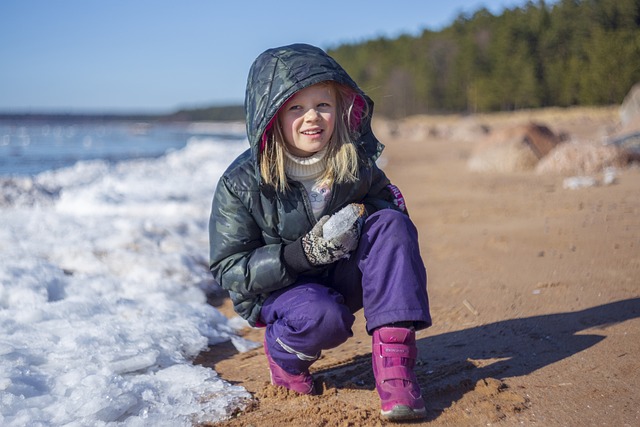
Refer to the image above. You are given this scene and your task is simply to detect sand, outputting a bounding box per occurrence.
[197,107,640,426]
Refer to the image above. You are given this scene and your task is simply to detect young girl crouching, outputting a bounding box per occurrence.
[209,43,431,421]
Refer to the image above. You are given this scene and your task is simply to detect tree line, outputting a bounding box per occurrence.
[328,0,640,118]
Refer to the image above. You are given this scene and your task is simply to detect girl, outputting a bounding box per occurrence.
[209,43,431,421]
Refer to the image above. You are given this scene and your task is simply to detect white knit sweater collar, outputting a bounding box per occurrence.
[284,147,328,181]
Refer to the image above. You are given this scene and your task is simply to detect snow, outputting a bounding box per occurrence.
[0,134,259,426]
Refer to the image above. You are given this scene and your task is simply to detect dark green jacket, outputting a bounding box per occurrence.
[208,44,400,326]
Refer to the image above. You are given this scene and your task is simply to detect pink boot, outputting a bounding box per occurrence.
[264,338,314,395]
[372,327,426,420]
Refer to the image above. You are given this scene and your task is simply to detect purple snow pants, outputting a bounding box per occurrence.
[260,209,431,375]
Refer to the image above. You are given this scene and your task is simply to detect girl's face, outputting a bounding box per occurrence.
[278,83,336,157]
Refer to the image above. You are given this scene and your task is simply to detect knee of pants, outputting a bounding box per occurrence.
[278,297,354,352]
[370,208,413,229]
[264,284,356,352]
[313,299,355,347]
[365,209,419,246]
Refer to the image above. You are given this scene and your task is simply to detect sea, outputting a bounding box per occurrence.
[0,120,248,176]
[0,119,260,426]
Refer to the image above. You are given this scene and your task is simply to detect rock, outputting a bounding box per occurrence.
[619,82,640,127]
[468,122,562,172]
[536,141,628,175]
[606,83,640,159]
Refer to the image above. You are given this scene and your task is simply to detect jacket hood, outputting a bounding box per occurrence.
[244,43,382,163]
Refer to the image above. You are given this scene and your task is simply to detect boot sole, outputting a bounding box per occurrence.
[381,404,426,421]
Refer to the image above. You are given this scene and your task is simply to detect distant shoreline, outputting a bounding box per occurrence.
[0,104,245,123]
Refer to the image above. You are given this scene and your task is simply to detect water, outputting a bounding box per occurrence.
[0,120,260,426]
[0,119,247,176]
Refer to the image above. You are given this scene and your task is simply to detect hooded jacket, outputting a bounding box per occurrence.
[208,44,402,326]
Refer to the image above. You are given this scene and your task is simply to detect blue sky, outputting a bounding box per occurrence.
[1,1,545,113]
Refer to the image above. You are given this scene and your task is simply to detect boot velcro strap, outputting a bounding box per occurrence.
[379,343,417,359]
[377,365,416,383]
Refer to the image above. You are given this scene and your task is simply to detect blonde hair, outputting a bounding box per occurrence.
[260,82,368,193]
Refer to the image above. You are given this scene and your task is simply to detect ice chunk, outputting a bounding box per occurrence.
[323,204,365,240]
[109,350,159,374]
[563,176,597,190]
[603,167,618,185]
[231,336,262,353]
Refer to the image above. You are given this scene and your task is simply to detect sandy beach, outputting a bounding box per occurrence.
[198,107,640,426]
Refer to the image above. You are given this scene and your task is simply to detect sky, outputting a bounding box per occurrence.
[1,0,543,113]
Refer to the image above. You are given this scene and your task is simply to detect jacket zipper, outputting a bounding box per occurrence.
[290,180,317,225]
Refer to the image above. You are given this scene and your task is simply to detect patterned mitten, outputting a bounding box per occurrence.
[302,204,364,266]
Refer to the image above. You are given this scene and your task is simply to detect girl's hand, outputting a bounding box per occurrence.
[302,211,362,266]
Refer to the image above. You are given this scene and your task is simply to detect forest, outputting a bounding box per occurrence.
[328,0,640,118]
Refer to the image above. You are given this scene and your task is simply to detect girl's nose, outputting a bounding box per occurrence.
[304,108,320,122]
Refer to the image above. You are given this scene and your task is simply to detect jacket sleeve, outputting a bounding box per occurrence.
[362,161,409,215]
[209,176,300,297]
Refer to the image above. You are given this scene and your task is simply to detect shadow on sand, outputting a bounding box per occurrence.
[315,297,640,422]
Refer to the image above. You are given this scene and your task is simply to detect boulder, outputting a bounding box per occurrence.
[619,82,640,126]
[607,82,640,159]
[467,122,562,172]
[536,141,628,175]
